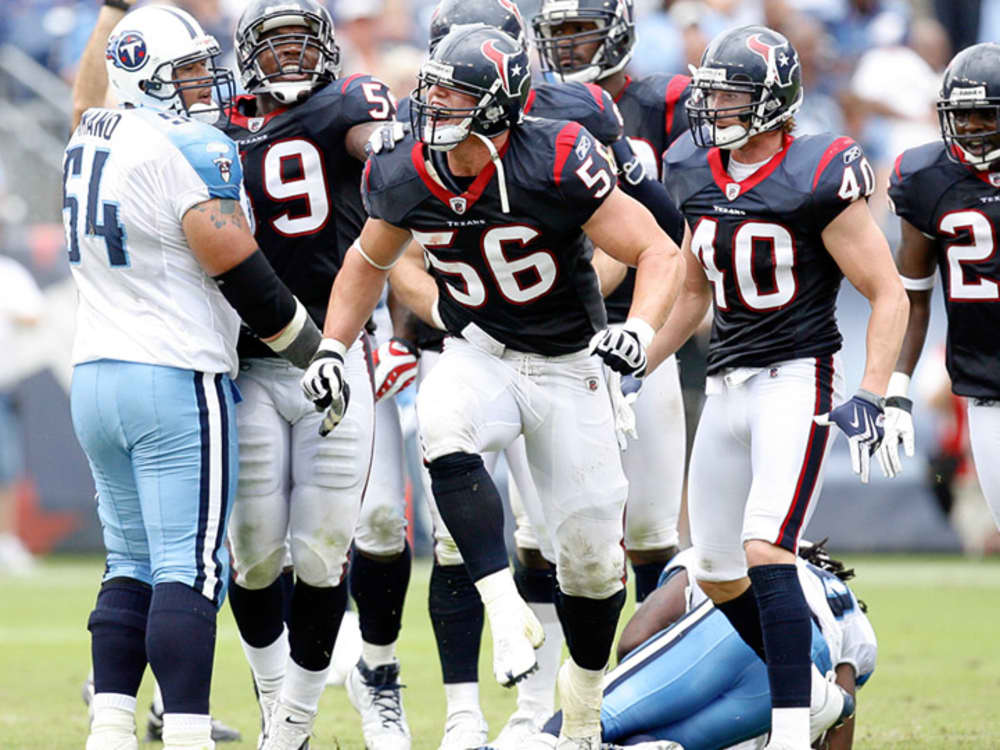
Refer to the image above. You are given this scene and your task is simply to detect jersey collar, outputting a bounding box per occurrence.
[708,132,794,201]
[613,75,633,104]
[226,94,288,132]
[411,139,511,213]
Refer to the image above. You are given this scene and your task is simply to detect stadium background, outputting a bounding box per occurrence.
[0,0,997,562]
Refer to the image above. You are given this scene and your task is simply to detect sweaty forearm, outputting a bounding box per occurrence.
[388,260,443,330]
[646,288,710,373]
[627,244,684,331]
[324,248,390,347]
[893,289,932,376]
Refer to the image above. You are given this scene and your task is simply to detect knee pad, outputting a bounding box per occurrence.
[355,496,407,557]
[232,545,287,590]
[554,519,625,600]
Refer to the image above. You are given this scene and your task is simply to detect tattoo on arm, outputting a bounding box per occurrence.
[193,199,249,231]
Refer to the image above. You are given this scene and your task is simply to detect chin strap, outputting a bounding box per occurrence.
[472,131,510,214]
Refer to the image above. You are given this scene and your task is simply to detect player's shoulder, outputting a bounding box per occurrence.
[529,82,623,145]
[890,140,953,187]
[305,73,396,123]
[662,129,703,170]
[628,72,692,106]
[131,108,238,166]
[362,136,425,223]
[784,132,863,185]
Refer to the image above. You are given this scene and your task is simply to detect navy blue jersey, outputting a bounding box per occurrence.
[605,73,691,324]
[888,142,1000,399]
[224,74,395,359]
[663,131,871,374]
[364,118,616,355]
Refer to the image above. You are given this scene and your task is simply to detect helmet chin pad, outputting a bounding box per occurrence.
[263,79,316,104]
[716,124,751,150]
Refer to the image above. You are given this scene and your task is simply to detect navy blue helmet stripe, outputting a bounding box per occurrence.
[157,6,199,38]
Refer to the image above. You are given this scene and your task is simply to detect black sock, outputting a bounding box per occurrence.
[428,561,483,684]
[715,584,767,661]
[350,542,412,646]
[88,577,151,696]
[555,587,625,670]
[513,555,556,604]
[279,568,295,626]
[428,452,508,581]
[632,559,669,603]
[749,563,812,708]
[146,582,216,714]
[288,579,348,671]
[228,578,285,648]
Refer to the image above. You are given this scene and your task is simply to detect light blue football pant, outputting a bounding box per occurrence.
[545,600,832,750]
[71,360,238,607]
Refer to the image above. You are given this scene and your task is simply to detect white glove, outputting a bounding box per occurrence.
[875,372,915,479]
[608,371,639,451]
[373,337,419,402]
[301,339,350,437]
[365,121,407,155]
[814,390,885,484]
[589,318,654,376]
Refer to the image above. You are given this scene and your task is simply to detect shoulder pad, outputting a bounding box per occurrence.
[888,141,951,233]
[528,82,623,146]
[315,73,397,124]
[790,134,875,227]
[362,137,424,224]
[155,114,242,200]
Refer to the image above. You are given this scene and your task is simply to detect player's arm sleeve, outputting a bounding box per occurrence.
[162,129,243,221]
[810,137,876,230]
[838,603,878,687]
[552,122,619,224]
[361,153,405,225]
[339,74,398,126]
[580,83,625,145]
[887,150,934,236]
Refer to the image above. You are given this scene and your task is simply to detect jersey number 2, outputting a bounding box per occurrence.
[62,145,128,267]
[939,209,1000,301]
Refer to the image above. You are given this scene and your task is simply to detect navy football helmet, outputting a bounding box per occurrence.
[429,0,526,53]
[937,43,1000,169]
[235,0,340,104]
[411,24,531,151]
[531,0,635,84]
[686,25,802,150]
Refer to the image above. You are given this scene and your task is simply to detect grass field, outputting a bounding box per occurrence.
[2,555,1000,749]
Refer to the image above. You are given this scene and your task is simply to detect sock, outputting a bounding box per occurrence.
[89,695,137,738]
[145,582,216,715]
[429,561,484,684]
[281,657,328,715]
[770,707,810,745]
[749,564,812,714]
[161,712,212,747]
[554,587,625,671]
[444,682,481,719]
[715,584,766,661]
[228,578,285,647]
[350,542,412,649]
[88,577,152,697]
[239,627,289,697]
[631,559,669,603]
[517,601,562,719]
[428,452,509,581]
[288,579,348,672]
[362,641,397,668]
[152,681,164,715]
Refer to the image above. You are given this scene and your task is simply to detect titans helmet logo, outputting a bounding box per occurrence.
[110,31,148,72]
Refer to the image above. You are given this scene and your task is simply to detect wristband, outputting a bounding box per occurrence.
[103,0,131,11]
[887,371,911,398]
[623,317,655,349]
[855,388,886,410]
[316,337,348,360]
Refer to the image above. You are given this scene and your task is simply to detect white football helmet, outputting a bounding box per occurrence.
[105,5,234,124]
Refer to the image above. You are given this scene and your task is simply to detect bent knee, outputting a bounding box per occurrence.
[290,533,351,587]
[355,501,407,556]
[232,547,286,590]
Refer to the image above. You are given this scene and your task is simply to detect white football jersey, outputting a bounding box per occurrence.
[63,106,244,376]
[663,548,878,685]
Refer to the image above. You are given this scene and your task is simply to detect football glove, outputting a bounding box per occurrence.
[814,390,885,484]
[876,394,914,479]
[373,337,419,402]
[301,339,351,437]
[365,121,407,155]
[608,371,639,451]
[589,318,654,376]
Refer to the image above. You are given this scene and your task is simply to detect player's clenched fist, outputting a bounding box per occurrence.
[373,337,419,401]
[588,318,654,376]
[301,339,351,436]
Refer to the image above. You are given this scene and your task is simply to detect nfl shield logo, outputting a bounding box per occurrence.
[248,117,265,133]
[449,197,467,214]
[725,182,740,201]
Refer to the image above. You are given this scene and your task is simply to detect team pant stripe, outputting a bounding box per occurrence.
[775,355,834,550]
[192,372,226,601]
[210,374,232,604]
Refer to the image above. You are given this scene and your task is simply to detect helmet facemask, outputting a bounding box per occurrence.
[532,6,634,84]
[141,46,235,125]
[411,61,512,151]
[237,11,340,104]
[687,68,799,150]
[938,101,1000,170]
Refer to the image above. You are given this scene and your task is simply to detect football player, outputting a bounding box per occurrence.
[72,0,406,746]
[301,24,684,750]
[882,42,1000,526]
[529,541,872,750]
[66,6,321,750]
[368,2,689,747]
[532,0,692,606]
[647,25,907,750]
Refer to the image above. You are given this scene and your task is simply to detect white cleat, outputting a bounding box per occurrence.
[809,674,854,743]
[491,710,547,750]
[556,736,600,750]
[260,701,314,750]
[326,609,363,687]
[346,658,411,750]
[556,661,602,746]
[86,707,138,750]
[437,709,488,750]
[254,688,280,750]
[489,600,544,687]
[85,732,138,750]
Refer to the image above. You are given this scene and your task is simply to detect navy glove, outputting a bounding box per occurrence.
[814,390,885,484]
